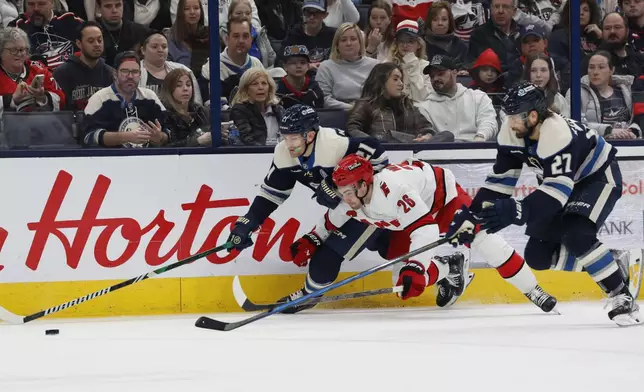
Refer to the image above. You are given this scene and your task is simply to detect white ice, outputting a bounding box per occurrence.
[1,302,642,392]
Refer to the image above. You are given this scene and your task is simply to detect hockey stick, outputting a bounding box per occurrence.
[194,237,450,331]
[0,242,232,325]
[232,275,404,311]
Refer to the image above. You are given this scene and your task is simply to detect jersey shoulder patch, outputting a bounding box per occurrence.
[536,114,573,159]
[273,141,300,169]
[314,127,351,167]
[497,120,526,148]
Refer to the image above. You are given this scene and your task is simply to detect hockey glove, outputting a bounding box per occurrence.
[446,205,478,247]
[290,232,323,267]
[314,177,341,209]
[396,261,427,300]
[478,199,527,234]
[227,215,258,252]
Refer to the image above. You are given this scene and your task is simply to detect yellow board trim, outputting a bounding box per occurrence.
[0,269,638,319]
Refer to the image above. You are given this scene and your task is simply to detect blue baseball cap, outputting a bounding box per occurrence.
[302,0,326,12]
[520,24,547,41]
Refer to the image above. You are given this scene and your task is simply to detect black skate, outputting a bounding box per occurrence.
[276,288,318,314]
[525,285,558,313]
[436,252,470,308]
[606,286,641,327]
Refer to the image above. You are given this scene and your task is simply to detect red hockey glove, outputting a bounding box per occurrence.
[290,232,323,267]
[396,261,428,300]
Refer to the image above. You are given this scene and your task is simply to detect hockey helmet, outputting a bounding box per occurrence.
[333,154,374,188]
[279,104,320,135]
[502,82,548,118]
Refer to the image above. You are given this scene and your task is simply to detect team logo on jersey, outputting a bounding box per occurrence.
[119,103,148,148]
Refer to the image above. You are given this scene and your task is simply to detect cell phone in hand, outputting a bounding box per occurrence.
[31,74,45,89]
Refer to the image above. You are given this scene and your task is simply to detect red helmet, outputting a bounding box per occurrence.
[332,154,374,187]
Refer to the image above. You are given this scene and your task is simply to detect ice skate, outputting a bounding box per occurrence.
[525,285,558,313]
[436,252,470,308]
[276,288,318,314]
[606,286,641,327]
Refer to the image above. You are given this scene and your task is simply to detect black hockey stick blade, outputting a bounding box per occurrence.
[194,237,450,331]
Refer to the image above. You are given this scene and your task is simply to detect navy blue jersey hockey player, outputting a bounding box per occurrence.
[447,82,642,326]
[226,104,389,310]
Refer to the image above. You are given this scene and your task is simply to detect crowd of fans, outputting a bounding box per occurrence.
[0,0,642,148]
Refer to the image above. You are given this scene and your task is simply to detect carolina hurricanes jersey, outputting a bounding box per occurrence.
[313,159,458,269]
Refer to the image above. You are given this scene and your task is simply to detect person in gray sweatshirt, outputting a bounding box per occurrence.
[315,22,379,110]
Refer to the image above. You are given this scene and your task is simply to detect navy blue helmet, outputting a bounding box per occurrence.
[279,104,320,135]
[502,82,548,118]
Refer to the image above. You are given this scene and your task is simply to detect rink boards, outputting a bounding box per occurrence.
[0,149,642,318]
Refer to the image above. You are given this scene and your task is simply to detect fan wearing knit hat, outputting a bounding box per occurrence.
[386,20,433,102]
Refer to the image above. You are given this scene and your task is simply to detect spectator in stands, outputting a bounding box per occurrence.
[469,48,505,106]
[632,73,644,136]
[221,0,276,69]
[9,0,83,70]
[215,18,264,102]
[160,68,212,146]
[218,0,260,29]
[82,51,169,148]
[255,0,303,40]
[129,0,172,30]
[581,12,644,77]
[513,0,561,32]
[317,23,379,109]
[522,53,569,116]
[324,0,360,28]
[364,0,394,61]
[276,45,324,109]
[0,0,19,27]
[0,27,65,111]
[53,21,114,111]
[138,31,202,104]
[505,23,571,92]
[97,0,150,67]
[548,0,602,61]
[168,0,209,78]
[568,51,637,138]
[387,20,432,103]
[390,0,434,28]
[347,62,436,142]
[467,0,521,71]
[230,67,284,146]
[417,54,498,141]
[423,2,468,67]
[451,0,487,43]
[622,0,644,53]
[279,0,337,68]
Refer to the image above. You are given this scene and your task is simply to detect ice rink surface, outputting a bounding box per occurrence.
[1,302,642,392]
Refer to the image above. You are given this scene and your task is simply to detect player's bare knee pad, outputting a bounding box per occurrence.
[524,238,558,270]
[305,245,344,292]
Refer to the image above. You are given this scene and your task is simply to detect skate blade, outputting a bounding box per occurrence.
[613,310,642,327]
[440,272,475,308]
[549,306,563,315]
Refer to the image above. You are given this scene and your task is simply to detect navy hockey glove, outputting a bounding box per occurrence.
[446,205,478,247]
[314,177,341,209]
[227,215,258,252]
[290,232,323,267]
[478,199,527,234]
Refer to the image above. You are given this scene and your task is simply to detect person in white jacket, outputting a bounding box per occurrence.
[0,0,18,28]
[417,54,498,141]
[324,0,360,28]
[386,19,432,103]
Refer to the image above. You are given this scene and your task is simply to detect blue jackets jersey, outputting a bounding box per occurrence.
[473,113,616,222]
[247,127,389,224]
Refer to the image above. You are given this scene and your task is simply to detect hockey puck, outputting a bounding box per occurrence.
[45,329,59,336]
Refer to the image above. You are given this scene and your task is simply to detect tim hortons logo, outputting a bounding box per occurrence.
[0,170,301,272]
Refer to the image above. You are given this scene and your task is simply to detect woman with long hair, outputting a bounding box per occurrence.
[364,0,395,61]
[160,68,211,147]
[548,0,602,59]
[567,51,637,139]
[316,23,379,109]
[423,2,468,65]
[522,53,569,117]
[168,0,209,78]
[386,20,433,103]
[139,31,203,104]
[347,62,434,142]
[230,67,284,145]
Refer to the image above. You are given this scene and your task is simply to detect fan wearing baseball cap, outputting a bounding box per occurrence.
[276,45,325,109]
[386,20,432,102]
[417,54,498,142]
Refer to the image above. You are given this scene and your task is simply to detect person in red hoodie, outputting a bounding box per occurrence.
[469,48,505,107]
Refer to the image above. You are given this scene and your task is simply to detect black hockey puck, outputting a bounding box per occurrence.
[45,329,59,335]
